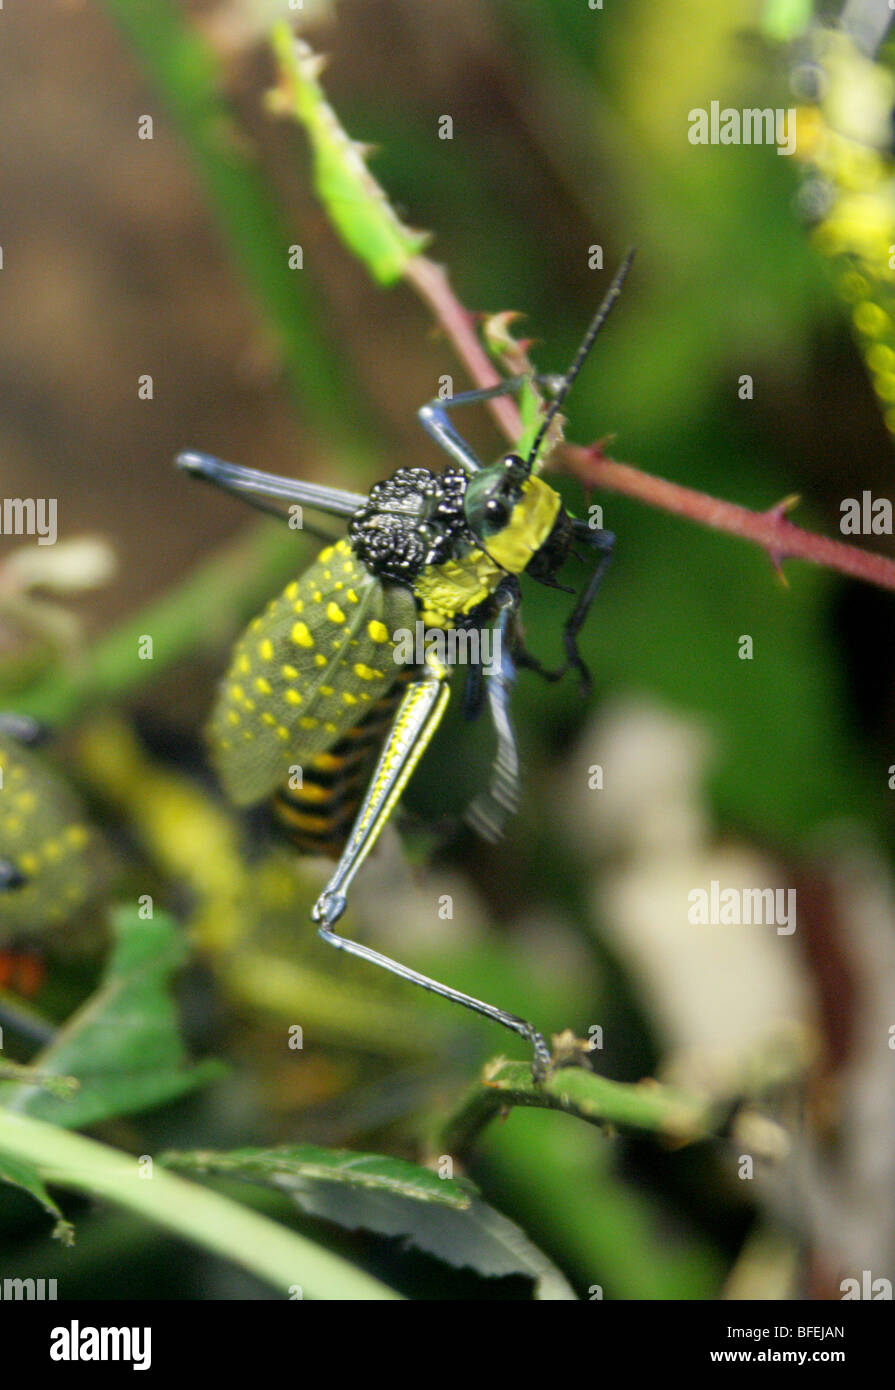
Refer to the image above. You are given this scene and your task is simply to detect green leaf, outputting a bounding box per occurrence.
[0,1110,398,1299]
[0,1055,79,1099]
[0,1153,74,1245]
[289,1179,577,1300]
[481,310,555,466]
[162,1144,475,1209]
[475,1107,725,1300]
[0,905,223,1126]
[98,0,364,447]
[270,26,430,285]
[162,1143,576,1299]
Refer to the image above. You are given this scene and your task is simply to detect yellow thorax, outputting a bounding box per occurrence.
[415,476,560,628]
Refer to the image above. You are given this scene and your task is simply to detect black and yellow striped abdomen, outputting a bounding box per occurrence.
[272,671,415,856]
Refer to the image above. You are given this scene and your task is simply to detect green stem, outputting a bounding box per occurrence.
[98,0,371,455]
[0,1107,399,1300]
[7,522,303,726]
[442,1060,721,1156]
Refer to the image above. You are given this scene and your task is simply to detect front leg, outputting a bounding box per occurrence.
[561,522,616,693]
[417,373,564,476]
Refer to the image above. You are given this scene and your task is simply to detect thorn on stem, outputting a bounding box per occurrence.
[764,495,800,586]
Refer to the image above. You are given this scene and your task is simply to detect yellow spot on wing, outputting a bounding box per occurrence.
[326,601,345,624]
[255,677,272,695]
[259,639,274,661]
[291,622,314,648]
[368,620,389,644]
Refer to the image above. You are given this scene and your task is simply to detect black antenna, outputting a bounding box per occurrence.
[525,247,635,470]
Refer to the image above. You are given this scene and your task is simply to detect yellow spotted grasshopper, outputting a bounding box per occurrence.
[0,714,100,945]
[793,28,895,436]
[178,254,632,1073]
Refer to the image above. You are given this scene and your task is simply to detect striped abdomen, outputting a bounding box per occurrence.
[272,672,415,856]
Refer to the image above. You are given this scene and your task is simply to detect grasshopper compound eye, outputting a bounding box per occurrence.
[177,252,633,1074]
[502,453,528,483]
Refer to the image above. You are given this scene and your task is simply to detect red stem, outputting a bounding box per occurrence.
[566,445,895,592]
[405,257,521,440]
[405,255,895,594]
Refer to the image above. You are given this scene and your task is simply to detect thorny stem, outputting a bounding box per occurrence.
[440,1058,721,1157]
[405,257,523,443]
[404,255,895,595]
[568,445,895,592]
[441,1023,812,1154]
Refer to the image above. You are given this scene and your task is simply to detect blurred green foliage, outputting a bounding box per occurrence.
[1,0,892,1301]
